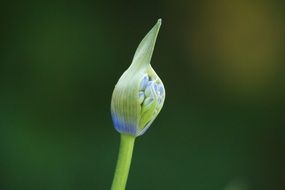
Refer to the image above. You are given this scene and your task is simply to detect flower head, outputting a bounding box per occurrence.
[111,19,165,137]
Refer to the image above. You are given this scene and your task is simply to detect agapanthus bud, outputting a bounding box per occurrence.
[111,19,165,137]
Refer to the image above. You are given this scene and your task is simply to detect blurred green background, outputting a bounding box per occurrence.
[1,0,285,190]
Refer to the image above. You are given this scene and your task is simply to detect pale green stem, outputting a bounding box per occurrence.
[111,134,135,190]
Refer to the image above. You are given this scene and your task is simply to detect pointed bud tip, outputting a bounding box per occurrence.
[130,19,162,69]
[157,18,162,25]
[154,19,162,32]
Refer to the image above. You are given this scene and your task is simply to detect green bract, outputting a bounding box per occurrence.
[111,19,165,137]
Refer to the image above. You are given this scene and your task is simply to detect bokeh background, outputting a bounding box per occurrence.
[1,0,285,190]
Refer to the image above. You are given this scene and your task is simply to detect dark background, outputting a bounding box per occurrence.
[1,0,285,190]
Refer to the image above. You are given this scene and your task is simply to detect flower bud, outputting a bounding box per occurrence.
[111,19,165,137]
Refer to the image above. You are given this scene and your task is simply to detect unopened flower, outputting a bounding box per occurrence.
[111,19,165,137]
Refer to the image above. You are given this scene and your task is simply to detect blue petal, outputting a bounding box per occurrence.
[143,97,154,106]
[139,75,149,90]
[139,91,145,104]
[157,84,165,96]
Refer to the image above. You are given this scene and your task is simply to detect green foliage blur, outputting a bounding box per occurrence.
[1,0,284,189]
